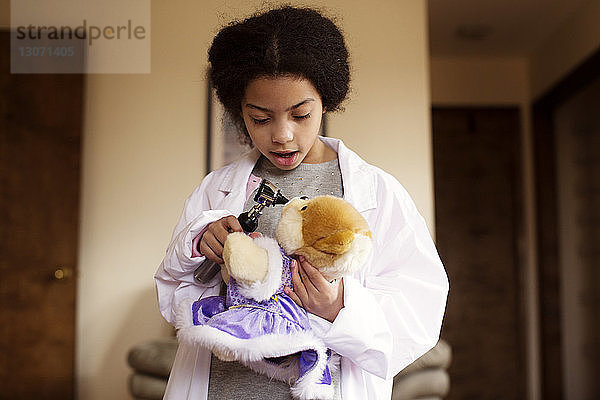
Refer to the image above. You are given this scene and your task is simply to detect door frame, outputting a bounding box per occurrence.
[531,48,600,400]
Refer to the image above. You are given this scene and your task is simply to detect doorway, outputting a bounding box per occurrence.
[0,31,84,399]
[432,107,526,399]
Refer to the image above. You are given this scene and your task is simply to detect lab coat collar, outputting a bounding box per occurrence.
[321,136,377,212]
[217,148,261,194]
[216,137,377,212]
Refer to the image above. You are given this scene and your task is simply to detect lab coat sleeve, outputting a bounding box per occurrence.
[154,172,233,326]
[308,173,449,380]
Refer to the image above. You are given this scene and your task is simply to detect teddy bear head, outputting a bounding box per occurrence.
[275,195,372,281]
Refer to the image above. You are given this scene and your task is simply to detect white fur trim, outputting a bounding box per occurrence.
[236,236,283,302]
[291,380,334,400]
[177,323,332,397]
[290,345,335,400]
[276,197,305,254]
[328,352,341,376]
[244,352,299,385]
[175,298,196,331]
[321,233,373,280]
[178,323,326,363]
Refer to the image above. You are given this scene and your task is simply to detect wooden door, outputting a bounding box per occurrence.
[0,31,83,399]
[432,107,526,399]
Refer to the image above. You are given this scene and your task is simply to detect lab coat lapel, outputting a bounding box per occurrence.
[321,137,377,213]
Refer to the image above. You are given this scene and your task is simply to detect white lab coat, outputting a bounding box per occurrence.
[155,137,449,400]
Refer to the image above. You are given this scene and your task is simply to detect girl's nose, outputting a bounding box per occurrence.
[271,123,293,143]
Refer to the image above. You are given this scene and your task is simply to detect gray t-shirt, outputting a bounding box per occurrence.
[207,156,343,399]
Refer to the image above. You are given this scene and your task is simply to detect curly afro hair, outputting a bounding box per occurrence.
[208,6,350,142]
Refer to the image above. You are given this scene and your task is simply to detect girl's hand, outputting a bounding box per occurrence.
[284,256,344,322]
[198,216,243,264]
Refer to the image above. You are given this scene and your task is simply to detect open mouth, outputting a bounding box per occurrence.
[271,151,299,166]
[271,151,298,158]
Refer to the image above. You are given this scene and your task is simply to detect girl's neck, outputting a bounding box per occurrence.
[302,139,337,164]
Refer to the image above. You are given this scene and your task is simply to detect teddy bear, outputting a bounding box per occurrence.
[176,195,373,400]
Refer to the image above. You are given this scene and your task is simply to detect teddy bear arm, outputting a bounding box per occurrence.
[223,232,268,285]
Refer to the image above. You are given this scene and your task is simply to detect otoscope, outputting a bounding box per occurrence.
[193,179,289,283]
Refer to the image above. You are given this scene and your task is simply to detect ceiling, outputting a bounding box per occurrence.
[428,0,592,57]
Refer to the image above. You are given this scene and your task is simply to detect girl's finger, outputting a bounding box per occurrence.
[284,286,303,307]
[223,215,243,233]
[290,260,308,300]
[201,232,224,257]
[298,258,330,291]
[199,241,223,264]
[297,258,319,293]
[212,216,243,244]
[213,223,232,244]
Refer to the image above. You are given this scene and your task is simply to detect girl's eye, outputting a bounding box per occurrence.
[293,113,310,120]
[251,117,269,125]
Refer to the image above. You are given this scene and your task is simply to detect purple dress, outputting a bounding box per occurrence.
[177,244,334,400]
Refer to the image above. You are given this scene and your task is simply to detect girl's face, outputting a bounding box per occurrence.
[241,75,333,170]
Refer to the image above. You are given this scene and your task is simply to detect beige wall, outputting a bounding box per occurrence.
[71,1,433,399]
[430,56,529,105]
[330,0,434,222]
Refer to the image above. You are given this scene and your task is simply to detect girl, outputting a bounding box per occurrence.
[155,6,448,400]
